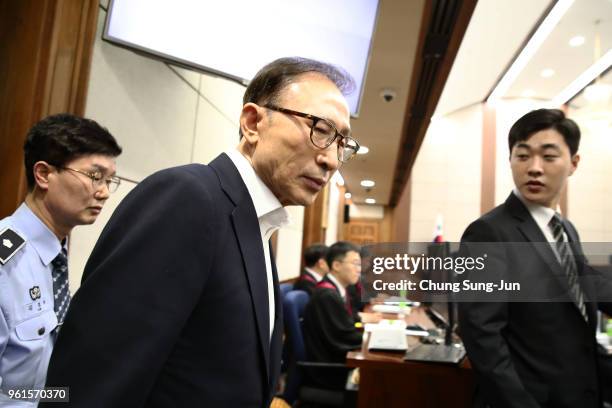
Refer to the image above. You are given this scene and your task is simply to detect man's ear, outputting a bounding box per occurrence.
[32,161,53,191]
[239,103,262,146]
[569,153,580,176]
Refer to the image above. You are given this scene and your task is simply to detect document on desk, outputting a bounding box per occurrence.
[364,321,429,337]
[372,304,406,314]
[367,321,409,352]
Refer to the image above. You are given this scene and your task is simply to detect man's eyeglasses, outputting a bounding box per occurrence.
[264,105,360,163]
[340,260,362,268]
[61,167,121,193]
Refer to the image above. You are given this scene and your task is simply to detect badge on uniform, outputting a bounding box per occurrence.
[29,285,42,300]
[0,228,26,265]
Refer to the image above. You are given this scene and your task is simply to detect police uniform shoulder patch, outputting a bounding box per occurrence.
[0,228,26,265]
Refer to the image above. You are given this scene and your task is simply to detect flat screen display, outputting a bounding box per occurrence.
[103,0,380,116]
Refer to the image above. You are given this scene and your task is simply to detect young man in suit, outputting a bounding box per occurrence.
[294,243,329,294]
[459,108,612,408]
[43,58,360,407]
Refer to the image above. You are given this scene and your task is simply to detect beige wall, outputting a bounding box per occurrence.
[68,9,304,289]
[567,106,612,242]
[409,104,483,242]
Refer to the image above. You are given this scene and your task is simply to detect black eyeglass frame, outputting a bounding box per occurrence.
[264,104,360,162]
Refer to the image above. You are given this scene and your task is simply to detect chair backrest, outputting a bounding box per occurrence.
[282,290,310,403]
[279,282,294,299]
[282,290,310,363]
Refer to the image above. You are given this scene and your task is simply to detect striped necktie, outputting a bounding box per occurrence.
[548,214,588,322]
[51,246,71,327]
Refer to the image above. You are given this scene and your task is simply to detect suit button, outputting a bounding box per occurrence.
[38,327,45,335]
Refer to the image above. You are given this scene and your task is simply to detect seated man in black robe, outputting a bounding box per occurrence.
[303,241,381,389]
[294,243,329,294]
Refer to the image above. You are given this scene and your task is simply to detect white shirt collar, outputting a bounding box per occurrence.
[226,149,290,236]
[513,188,560,241]
[326,273,346,299]
[304,267,323,282]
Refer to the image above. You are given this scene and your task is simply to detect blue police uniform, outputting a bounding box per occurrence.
[0,203,61,406]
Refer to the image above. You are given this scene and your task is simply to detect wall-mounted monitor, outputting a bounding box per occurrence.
[103,0,380,116]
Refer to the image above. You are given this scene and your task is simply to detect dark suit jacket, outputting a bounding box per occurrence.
[459,193,612,408]
[43,154,283,407]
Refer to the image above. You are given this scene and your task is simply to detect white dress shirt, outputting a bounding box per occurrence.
[304,267,323,282]
[326,273,347,300]
[226,149,289,339]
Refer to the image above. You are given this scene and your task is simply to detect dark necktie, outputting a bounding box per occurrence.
[51,247,71,327]
[548,215,588,322]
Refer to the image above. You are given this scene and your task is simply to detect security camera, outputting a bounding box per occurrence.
[380,88,397,103]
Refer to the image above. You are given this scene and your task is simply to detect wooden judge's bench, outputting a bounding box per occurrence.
[347,307,474,408]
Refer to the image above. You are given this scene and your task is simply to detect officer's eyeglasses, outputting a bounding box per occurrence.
[263,105,360,163]
[61,167,121,193]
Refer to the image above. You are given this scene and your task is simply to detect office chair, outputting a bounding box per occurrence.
[282,290,351,407]
[280,283,295,373]
[280,283,294,298]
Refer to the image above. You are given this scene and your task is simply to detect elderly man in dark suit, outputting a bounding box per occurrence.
[43,57,360,407]
[459,109,612,408]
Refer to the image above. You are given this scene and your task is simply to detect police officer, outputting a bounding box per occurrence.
[0,114,122,405]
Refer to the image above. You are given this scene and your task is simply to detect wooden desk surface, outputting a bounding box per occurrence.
[347,306,473,408]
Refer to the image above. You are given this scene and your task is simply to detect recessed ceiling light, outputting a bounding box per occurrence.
[522,89,536,98]
[365,198,376,204]
[360,180,375,188]
[487,0,574,102]
[345,192,352,199]
[568,35,585,47]
[540,68,555,78]
[357,146,369,155]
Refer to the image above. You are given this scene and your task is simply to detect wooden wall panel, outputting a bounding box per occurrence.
[0,0,99,217]
[301,183,329,253]
[391,176,412,242]
[344,220,380,246]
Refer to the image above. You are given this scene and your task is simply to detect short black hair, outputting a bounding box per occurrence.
[326,241,360,270]
[304,243,329,267]
[240,57,355,138]
[24,113,122,190]
[243,57,355,107]
[508,109,580,156]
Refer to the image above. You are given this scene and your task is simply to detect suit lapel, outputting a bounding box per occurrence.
[506,193,593,325]
[210,154,271,382]
[562,219,598,325]
[270,242,282,335]
[506,194,573,297]
[268,242,283,393]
